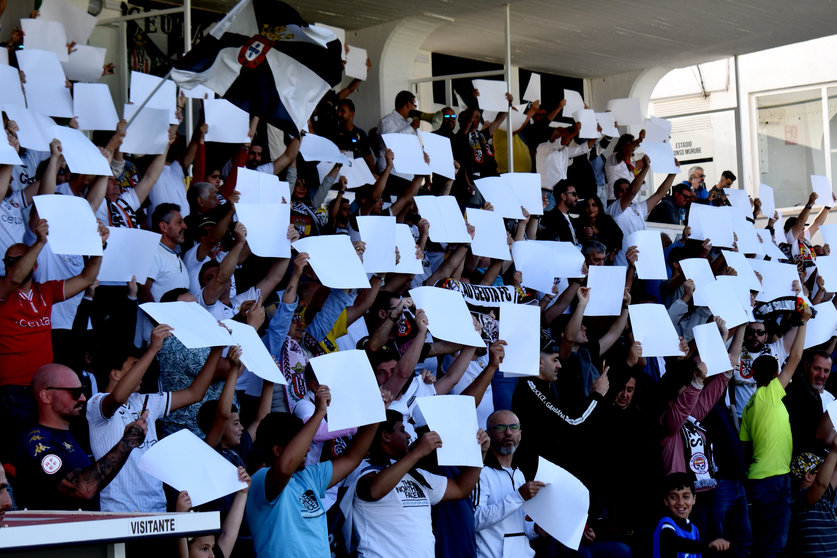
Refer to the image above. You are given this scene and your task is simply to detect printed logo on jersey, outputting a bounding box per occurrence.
[41,454,62,474]
[396,479,429,508]
[297,489,324,518]
[689,453,709,475]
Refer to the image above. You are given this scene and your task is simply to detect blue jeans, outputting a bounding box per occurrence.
[711,479,752,558]
[491,370,517,412]
[747,474,790,558]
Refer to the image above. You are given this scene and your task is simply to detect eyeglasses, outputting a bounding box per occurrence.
[292,314,304,324]
[566,191,578,197]
[443,114,455,119]
[745,328,767,336]
[46,386,84,400]
[489,424,521,433]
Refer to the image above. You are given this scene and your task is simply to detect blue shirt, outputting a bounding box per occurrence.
[246,462,333,558]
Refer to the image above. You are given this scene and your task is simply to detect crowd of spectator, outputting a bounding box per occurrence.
[2,5,837,558]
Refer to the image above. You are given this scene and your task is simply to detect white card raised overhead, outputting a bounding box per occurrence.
[585,266,627,316]
[418,131,456,180]
[814,255,837,292]
[595,112,619,138]
[122,105,170,155]
[17,49,74,118]
[678,257,715,307]
[501,172,543,216]
[719,250,761,292]
[804,302,837,349]
[130,71,178,125]
[139,302,233,348]
[811,175,834,203]
[755,229,787,261]
[628,303,684,357]
[33,195,102,256]
[643,115,672,143]
[52,126,112,176]
[204,99,250,143]
[0,135,21,165]
[382,133,430,176]
[1,106,52,152]
[626,230,667,280]
[0,64,26,107]
[62,45,107,83]
[466,208,511,261]
[394,224,424,275]
[357,215,397,273]
[759,183,776,220]
[498,302,540,376]
[39,0,98,45]
[416,395,483,467]
[414,195,471,244]
[222,319,287,385]
[309,350,386,432]
[522,73,541,102]
[748,260,798,302]
[693,322,732,376]
[74,83,119,131]
[688,204,735,248]
[820,224,837,248]
[21,19,69,62]
[345,45,368,80]
[703,278,749,328]
[474,176,525,220]
[292,235,370,289]
[138,429,247,507]
[641,142,680,174]
[236,167,290,204]
[606,98,643,126]
[409,286,485,347]
[521,457,589,550]
[572,109,599,140]
[98,227,160,283]
[511,240,584,293]
[472,79,509,112]
[300,133,349,165]
[235,203,291,258]
[562,89,584,118]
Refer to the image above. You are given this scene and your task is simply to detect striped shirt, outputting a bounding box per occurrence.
[791,485,837,556]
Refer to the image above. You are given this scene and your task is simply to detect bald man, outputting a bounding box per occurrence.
[13,364,147,511]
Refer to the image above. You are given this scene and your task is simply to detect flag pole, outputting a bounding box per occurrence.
[125,68,174,128]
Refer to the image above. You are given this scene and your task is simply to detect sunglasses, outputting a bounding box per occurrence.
[489,424,521,433]
[46,386,84,400]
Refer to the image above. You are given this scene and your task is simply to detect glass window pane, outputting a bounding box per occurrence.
[756,89,825,208]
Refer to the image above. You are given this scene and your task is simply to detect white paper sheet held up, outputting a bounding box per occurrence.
[720,250,761,292]
[472,79,509,112]
[357,215,397,273]
[814,255,837,292]
[819,224,837,249]
[235,203,291,258]
[521,457,589,550]
[641,142,680,174]
[628,304,683,357]
[236,167,290,204]
[731,213,762,255]
[0,65,26,107]
[414,195,471,244]
[703,278,750,328]
[562,89,584,118]
[138,429,247,507]
[98,227,160,283]
[73,83,118,131]
[409,286,485,347]
[52,126,112,176]
[498,303,540,376]
[755,229,787,261]
[17,49,73,118]
[0,48,7,66]
[2,105,54,152]
[643,116,671,143]
[584,266,627,316]
[523,73,541,102]
[573,109,599,139]
[338,158,376,188]
[688,204,735,248]
[502,172,543,215]
[804,302,837,349]
[292,235,371,289]
[511,240,584,292]
[759,184,776,220]
[122,104,170,155]
[811,175,833,203]
[693,322,731,376]
[606,98,642,126]
[345,45,368,80]
[748,260,798,302]
[130,71,178,124]
[222,319,287,385]
[204,99,251,143]
[418,131,456,180]
[714,275,754,320]
[39,0,98,45]
[382,133,430,176]
[725,188,752,220]
[394,224,424,274]
[300,133,349,165]
[416,395,483,467]
[62,45,107,83]
[32,195,102,256]
[309,350,386,431]
[21,19,69,62]
[595,112,619,138]
[678,258,715,307]
[0,135,21,165]
[626,230,667,280]
[474,176,525,219]
[140,301,233,348]
[466,209,511,260]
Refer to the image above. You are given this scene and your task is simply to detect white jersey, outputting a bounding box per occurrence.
[449,354,493,431]
[87,391,172,512]
[473,464,536,558]
[732,338,787,418]
[148,161,189,218]
[0,190,27,275]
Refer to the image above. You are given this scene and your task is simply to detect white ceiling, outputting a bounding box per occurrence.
[184,0,837,78]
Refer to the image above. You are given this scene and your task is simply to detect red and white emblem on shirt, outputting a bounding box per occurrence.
[41,454,62,474]
[238,35,273,68]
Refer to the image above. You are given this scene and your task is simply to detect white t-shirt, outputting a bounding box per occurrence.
[614,199,649,242]
[352,459,448,558]
[87,391,172,512]
[10,149,48,193]
[389,375,437,444]
[605,153,645,198]
[449,354,493,431]
[148,161,189,218]
[148,243,190,301]
[732,338,788,418]
[199,285,259,321]
[0,190,28,275]
[95,188,141,227]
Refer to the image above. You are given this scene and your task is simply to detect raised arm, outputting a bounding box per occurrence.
[560,287,589,359]
[272,137,300,175]
[133,132,174,205]
[435,345,478,396]
[778,307,811,388]
[791,193,818,241]
[620,155,650,211]
[216,468,251,558]
[63,224,108,298]
[246,380,275,440]
[598,290,631,355]
[485,93,513,137]
[203,347,243,448]
[807,193,833,237]
[329,421,379,487]
[202,222,248,307]
[645,168,679,212]
[380,310,429,395]
[460,342,504,405]
[357,431,441,501]
[170,345,225,412]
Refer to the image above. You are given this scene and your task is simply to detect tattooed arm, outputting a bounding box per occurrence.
[58,411,148,500]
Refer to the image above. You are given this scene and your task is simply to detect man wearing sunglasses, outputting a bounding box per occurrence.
[13,363,147,511]
[433,107,457,140]
[731,320,795,420]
